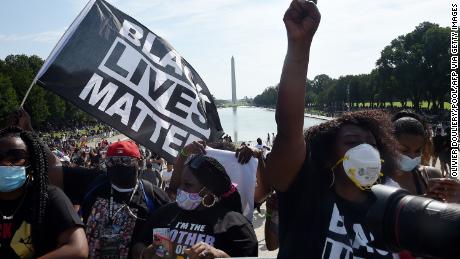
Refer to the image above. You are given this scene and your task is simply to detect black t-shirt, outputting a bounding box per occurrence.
[141,170,161,187]
[432,135,444,153]
[63,166,170,259]
[0,185,83,258]
[277,160,396,259]
[73,156,85,167]
[134,203,258,258]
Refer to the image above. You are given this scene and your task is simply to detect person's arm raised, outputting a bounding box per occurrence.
[266,0,320,192]
[170,141,206,193]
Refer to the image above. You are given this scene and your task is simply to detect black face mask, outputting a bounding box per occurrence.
[107,166,138,189]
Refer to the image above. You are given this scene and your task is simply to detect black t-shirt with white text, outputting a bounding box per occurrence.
[277,160,396,259]
[134,203,258,258]
[0,185,83,258]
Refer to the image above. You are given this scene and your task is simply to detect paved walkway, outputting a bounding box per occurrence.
[253,204,278,258]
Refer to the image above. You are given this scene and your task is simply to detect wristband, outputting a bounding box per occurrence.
[180,149,189,157]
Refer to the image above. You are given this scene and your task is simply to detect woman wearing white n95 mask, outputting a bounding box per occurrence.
[267,109,401,258]
[265,1,401,257]
[391,111,460,203]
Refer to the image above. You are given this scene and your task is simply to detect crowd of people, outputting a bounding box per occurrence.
[36,123,182,196]
[38,124,116,169]
[0,1,457,259]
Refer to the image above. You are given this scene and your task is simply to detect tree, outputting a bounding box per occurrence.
[311,74,333,95]
[46,92,67,123]
[253,86,278,107]
[1,55,38,98]
[422,26,450,110]
[376,22,450,110]
[0,54,98,129]
[3,55,50,127]
[27,87,50,127]
[333,76,350,109]
[367,69,381,108]
[0,75,19,127]
[310,74,333,107]
[254,22,450,112]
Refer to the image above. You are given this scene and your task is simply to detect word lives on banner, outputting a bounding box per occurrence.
[35,0,223,162]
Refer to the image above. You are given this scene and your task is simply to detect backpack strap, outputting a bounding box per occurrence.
[139,179,155,213]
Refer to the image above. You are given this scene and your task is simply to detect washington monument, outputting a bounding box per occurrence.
[231,56,237,105]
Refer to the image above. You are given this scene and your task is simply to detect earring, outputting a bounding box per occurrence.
[329,168,335,188]
[376,172,384,185]
[202,193,218,208]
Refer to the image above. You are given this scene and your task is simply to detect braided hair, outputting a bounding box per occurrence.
[0,127,49,254]
[187,155,243,213]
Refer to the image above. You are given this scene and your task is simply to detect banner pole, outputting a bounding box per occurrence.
[20,79,37,108]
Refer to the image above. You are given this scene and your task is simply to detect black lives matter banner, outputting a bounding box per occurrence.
[35,0,223,161]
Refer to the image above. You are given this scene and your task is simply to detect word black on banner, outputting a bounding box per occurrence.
[35,0,223,162]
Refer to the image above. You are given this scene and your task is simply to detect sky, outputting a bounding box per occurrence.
[0,0,451,100]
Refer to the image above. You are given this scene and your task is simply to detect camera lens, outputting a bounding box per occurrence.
[367,185,460,258]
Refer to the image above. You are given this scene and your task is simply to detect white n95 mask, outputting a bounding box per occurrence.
[332,143,383,190]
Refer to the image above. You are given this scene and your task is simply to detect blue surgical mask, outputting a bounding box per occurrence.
[398,155,421,172]
[0,166,28,192]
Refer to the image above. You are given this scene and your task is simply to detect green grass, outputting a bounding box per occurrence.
[304,109,329,116]
[48,127,103,139]
[352,101,451,110]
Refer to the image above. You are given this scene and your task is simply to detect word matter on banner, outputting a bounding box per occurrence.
[34,0,223,162]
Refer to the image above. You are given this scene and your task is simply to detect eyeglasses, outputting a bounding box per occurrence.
[105,156,137,167]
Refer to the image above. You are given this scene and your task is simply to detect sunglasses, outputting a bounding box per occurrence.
[189,155,224,172]
[105,156,138,167]
[189,155,207,170]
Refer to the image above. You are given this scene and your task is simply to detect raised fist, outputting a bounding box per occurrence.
[283,0,321,44]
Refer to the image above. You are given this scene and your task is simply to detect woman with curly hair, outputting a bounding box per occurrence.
[266,1,399,258]
[270,110,400,258]
[0,125,88,258]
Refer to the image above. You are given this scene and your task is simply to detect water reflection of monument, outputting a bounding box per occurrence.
[232,107,238,142]
[231,56,238,142]
[231,56,237,105]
